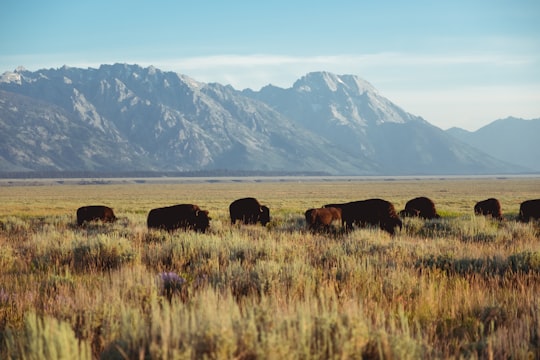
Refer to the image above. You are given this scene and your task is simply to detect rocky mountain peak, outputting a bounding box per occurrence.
[293,71,377,96]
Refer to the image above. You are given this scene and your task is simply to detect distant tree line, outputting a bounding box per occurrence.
[0,169,332,179]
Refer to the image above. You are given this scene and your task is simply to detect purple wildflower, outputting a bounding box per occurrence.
[158,272,186,300]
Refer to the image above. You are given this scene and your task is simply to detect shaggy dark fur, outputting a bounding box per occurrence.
[76,205,117,226]
[147,204,210,232]
[229,197,270,226]
[474,198,503,220]
[401,197,440,219]
[325,198,402,235]
[518,199,540,222]
[305,207,342,231]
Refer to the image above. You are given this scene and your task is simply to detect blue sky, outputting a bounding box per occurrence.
[1,0,539,131]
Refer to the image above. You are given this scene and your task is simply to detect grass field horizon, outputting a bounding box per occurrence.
[1,178,539,359]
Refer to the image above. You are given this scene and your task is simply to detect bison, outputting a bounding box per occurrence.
[399,197,440,219]
[474,198,503,220]
[76,205,117,226]
[325,198,402,235]
[229,197,270,226]
[147,204,210,232]
[518,199,540,222]
[305,207,342,232]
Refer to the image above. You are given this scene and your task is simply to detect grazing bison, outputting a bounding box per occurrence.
[325,198,402,235]
[77,205,117,226]
[400,197,440,219]
[399,208,420,218]
[229,197,270,226]
[147,204,210,232]
[518,199,540,222]
[474,198,503,220]
[305,207,342,232]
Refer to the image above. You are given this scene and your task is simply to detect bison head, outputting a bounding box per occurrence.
[259,205,270,226]
[399,208,420,218]
[194,210,211,232]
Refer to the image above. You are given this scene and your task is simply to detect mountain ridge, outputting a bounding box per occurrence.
[446,117,540,172]
[0,63,530,175]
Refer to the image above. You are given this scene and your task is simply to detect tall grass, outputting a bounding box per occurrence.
[4,312,92,360]
[0,178,539,358]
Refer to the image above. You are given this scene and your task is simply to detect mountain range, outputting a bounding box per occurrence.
[0,63,535,175]
[446,117,539,172]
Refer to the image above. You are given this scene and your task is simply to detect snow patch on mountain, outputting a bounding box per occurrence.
[71,88,106,132]
[114,79,135,102]
[0,71,22,84]
[330,104,350,125]
[341,74,377,95]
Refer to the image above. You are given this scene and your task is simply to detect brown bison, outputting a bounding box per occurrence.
[518,199,540,222]
[325,198,402,235]
[305,207,342,232]
[229,197,270,226]
[474,198,503,220]
[77,205,117,226]
[399,197,440,219]
[147,204,210,232]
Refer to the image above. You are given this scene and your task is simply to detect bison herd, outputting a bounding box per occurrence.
[76,197,540,235]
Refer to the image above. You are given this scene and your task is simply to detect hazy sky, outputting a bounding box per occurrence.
[1,0,539,131]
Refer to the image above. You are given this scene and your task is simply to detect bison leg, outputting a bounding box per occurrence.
[381,223,395,235]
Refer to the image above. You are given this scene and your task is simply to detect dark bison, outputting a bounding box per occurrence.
[325,198,402,235]
[305,207,342,232]
[77,205,117,226]
[399,197,440,219]
[518,199,540,222]
[147,204,210,232]
[229,197,270,226]
[474,198,503,220]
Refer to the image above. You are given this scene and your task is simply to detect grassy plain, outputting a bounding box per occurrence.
[0,177,539,359]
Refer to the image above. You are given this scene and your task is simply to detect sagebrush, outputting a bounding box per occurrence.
[0,178,539,359]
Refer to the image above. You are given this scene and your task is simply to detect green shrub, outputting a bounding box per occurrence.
[39,273,75,297]
[417,219,456,238]
[31,246,73,272]
[416,254,508,276]
[0,216,31,235]
[143,229,172,243]
[73,234,136,272]
[508,251,540,273]
[4,312,91,360]
[417,251,540,276]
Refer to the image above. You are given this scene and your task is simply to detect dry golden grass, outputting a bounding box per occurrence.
[0,177,539,359]
[1,177,537,217]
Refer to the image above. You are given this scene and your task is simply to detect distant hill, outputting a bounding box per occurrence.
[446,117,540,172]
[0,64,527,175]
